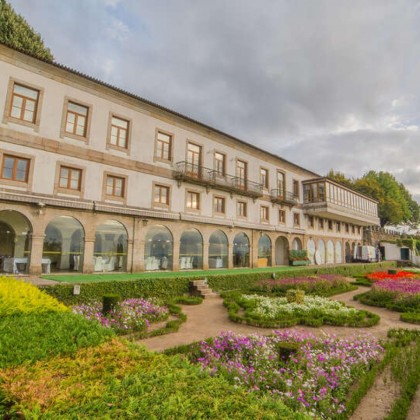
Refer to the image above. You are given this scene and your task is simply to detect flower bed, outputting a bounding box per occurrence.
[366,270,420,282]
[191,330,383,418]
[73,298,169,333]
[251,274,355,296]
[224,292,379,327]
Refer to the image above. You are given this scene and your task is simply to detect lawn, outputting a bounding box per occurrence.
[43,265,305,283]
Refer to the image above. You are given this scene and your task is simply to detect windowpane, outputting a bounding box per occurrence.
[68,102,88,115]
[2,157,14,179]
[2,155,29,182]
[14,84,38,99]
[156,132,172,161]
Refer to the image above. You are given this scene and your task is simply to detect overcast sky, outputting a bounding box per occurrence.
[9,0,420,201]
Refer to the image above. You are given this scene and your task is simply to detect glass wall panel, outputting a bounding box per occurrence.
[292,238,302,250]
[94,220,128,272]
[317,240,326,264]
[209,230,228,268]
[0,210,32,274]
[43,216,84,272]
[335,241,342,263]
[307,239,316,264]
[233,232,250,267]
[258,234,272,266]
[326,240,334,264]
[275,236,289,265]
[144,225,173,271]
[180,228,203,269]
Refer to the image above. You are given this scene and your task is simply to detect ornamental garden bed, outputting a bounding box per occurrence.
[223,291,379,328]
[354,270,420,324]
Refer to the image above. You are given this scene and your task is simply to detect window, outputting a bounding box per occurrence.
[328,220,333,230]
[110,116,129,148]
[345,223,350,233]
[236,160,247,188]
[293,213,300,226]
[260,206,269,223]
[156,131,172,161]
[358,226,361,234]
[65,102,89,137]
[186,191,200,210]
[319,218,324,229]
[237,200,247,218]
[1,155,29,182]
[214,196,226,214]
[187,143,202,177]
[277,171,285,195]
[293,180,299,198]
[214,152,226,176]
[9,83,39,123]
[106,175,125,198]
[260,168,269,189]
[352,225,356,234]
[279,209,286,224]
[153,184,170,207]
[336,221,341,232]
[308,215,314,228]
[59,166,81,191]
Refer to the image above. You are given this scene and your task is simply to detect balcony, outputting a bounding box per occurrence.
[302,178,380,226]
[270,189,298,206]
[174,161,263,199]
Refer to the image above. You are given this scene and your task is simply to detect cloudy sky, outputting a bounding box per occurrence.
[9,0,420,201]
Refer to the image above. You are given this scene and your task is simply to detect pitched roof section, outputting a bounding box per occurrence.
[0,40,319,177]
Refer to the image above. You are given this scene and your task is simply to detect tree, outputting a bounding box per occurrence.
[0,0,53,61]
[326,169,354,188]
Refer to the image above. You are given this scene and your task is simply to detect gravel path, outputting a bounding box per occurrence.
[139,287,420,351]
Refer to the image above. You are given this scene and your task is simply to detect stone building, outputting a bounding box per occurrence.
[0,42,379,275]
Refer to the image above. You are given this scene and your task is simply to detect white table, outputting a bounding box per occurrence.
[2,257,51,274]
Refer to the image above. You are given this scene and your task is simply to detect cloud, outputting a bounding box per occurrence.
[8,0,420,203]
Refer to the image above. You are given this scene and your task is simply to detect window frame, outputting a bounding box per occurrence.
[214,151,226,177]
[154,129,174,163]
[60,97,92,143]
[260,205,269,223]
[107,113,131,152]
[185,189,201,212]
[1,154,30,183]
[260,167,269,190]
[54,161,85,198]
[293,212,300,227]
[3,78,44,130]
[236,159,248,189]
[236,200,248,219]
[0,150,34,190]
[213,195,226,216]
[152,182,171,209]
[279,209,286,224]
[102,172,127,203]
[293,179,300,199]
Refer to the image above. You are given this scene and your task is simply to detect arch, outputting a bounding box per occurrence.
[0,210,32,274]
[317,239,326,264]
[94,220,128,272]
[345,242,352,263]
[275,236,289,265]
[326,240,334,264]
[307,239,316,264]
[144,225,173,271]
[180,228,203,270]
[258,234,272,267]
[43,216,85,272]
[335,241,342,263]
[292,237,302,250]
[233,232,250,267]
[209,230,228,269]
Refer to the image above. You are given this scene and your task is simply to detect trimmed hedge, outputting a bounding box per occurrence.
[41,262,396,305]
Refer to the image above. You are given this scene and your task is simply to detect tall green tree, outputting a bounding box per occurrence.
[0,0,53,61]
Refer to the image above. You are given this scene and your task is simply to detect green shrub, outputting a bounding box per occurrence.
[0,277,68,315]
[102,293,120,314]
[0,340,306,419]
[400,312,420,324]
[0,312,114,368]
[40,262,396,305]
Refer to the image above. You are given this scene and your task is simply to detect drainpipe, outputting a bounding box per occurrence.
[131,216,136,273]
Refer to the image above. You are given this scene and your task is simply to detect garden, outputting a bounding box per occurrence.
[223,274,379,328]
[1,264,420,419]
[354,270,420,325]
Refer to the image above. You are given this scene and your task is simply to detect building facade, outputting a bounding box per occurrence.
[0,43,379,275]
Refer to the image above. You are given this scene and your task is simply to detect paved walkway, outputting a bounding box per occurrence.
[139,287,420,352]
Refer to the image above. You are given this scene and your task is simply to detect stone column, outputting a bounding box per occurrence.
[251,230,259,268]
[28,234,45,275]
[202,232,209,270]
[82,237,95,274]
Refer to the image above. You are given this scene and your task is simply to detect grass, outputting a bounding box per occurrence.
[43,265,305,283]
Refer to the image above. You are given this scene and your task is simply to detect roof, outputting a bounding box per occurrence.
[0,41,320,177]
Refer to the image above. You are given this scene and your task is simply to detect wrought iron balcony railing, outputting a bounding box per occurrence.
[174,161,263,198]
[270,189,298,206]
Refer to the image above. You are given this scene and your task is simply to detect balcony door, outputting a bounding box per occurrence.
[187,143,202,178]
[236,160,247,189]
